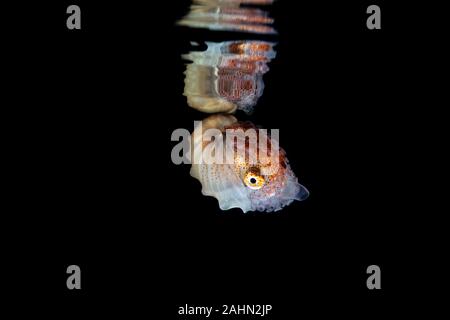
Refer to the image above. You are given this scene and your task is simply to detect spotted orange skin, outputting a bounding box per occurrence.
[223,121,289,196]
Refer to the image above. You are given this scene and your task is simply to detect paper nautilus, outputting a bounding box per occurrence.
[183,41,276,114]
[190,114,309,212]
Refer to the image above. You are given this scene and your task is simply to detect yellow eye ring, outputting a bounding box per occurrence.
[244,172,265,190]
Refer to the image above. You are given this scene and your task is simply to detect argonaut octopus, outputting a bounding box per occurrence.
[190,115,309,212]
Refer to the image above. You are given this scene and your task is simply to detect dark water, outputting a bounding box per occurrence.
[6,0,432,317]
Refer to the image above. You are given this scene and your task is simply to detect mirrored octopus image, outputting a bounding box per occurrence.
[175,0,309,213]
[177,0,277,34]
[189,114,309,213]
[183,41,276,114]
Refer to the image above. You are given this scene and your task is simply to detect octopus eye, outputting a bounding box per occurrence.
[244,172,265,190]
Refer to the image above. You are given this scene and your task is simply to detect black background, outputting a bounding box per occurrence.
[6,0,443,317]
